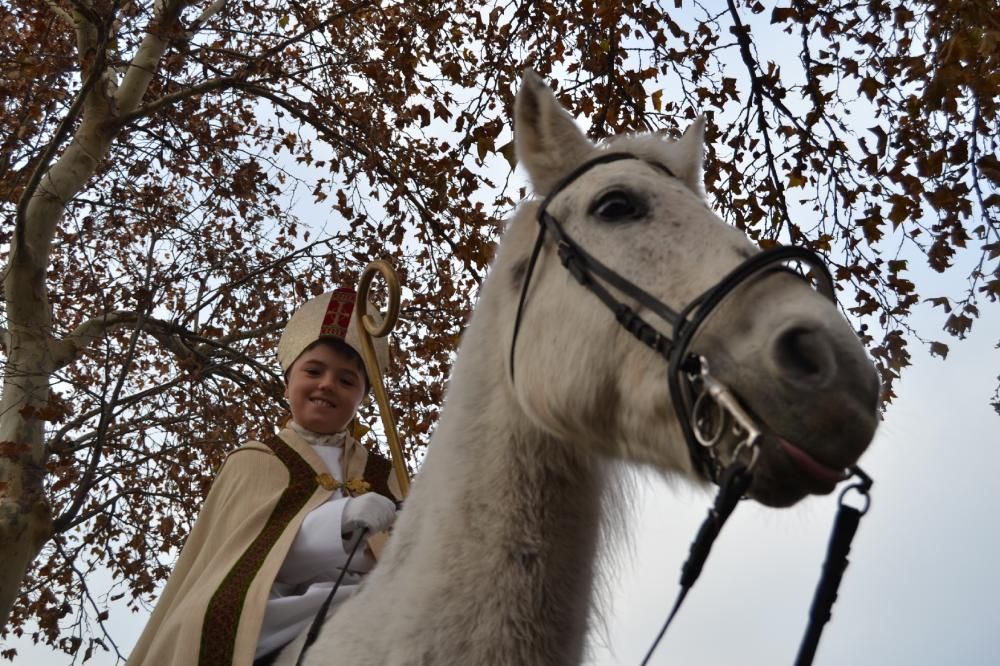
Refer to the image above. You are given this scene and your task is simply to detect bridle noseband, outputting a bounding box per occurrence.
[508,151,873,665]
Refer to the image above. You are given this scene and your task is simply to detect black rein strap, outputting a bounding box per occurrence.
[641,466,873,666]
[641,461,753,666]
[294,526,369,666]
[796,468,873,666]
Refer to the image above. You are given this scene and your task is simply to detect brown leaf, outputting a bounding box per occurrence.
[771,7,796,23]
[497,141,517,169]
[944,313,974,339]
[858,76,878,100]
[984,241,1000,261]
[925,296,952,312]
[929,341,949,359]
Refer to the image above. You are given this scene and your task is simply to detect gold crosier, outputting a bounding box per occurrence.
[355,260,411,499]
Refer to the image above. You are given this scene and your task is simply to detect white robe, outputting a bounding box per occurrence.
[128,422,398,666]
[255,426,377,659]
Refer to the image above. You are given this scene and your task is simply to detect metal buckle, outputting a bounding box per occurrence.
[689,357,762,471]
[838,466,873,515]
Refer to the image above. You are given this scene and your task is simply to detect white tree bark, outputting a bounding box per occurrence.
[0,0,192,629]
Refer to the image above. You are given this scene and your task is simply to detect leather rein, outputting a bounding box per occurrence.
[509,152,873,665]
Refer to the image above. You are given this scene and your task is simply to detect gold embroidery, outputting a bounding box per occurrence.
[315,474,370,496]
[343,478,371,495]
[201,436,315,665]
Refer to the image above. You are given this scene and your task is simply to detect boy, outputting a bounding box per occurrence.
[128,287,399,666]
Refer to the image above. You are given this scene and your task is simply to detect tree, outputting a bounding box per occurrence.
[1,0,496,658]
[0,0,995,661]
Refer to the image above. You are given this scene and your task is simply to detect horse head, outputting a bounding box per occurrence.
[502,72,878,507]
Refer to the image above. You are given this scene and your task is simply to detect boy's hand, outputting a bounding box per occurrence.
[342,493,397,536]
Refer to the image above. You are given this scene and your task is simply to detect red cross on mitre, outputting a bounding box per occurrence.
[320,288,356,339]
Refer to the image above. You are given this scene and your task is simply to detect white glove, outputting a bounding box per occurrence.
[341,493,397,536]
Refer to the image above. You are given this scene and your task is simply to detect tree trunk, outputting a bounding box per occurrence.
[0,243,53,626]
[0,118,114,628]
[0,0,189,628]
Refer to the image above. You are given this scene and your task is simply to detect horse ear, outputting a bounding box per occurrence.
[514,71,593,196]
[672,116,706,195]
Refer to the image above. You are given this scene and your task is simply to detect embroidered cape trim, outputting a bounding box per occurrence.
[199,435,317,665]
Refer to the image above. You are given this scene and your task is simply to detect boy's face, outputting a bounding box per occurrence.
[285,344,366,434]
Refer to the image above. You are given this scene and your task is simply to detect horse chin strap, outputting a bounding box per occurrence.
[509,151,874,665]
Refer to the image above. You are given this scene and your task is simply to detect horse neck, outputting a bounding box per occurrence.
[379,285,608,664]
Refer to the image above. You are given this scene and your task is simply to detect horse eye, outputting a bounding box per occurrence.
[590,190,644,222]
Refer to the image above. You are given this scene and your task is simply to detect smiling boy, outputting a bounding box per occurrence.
[285,339,367,435]
[128,287,400,666]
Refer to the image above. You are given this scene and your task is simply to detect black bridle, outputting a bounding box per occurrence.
[510,153,841,481]
[509,151,873,665]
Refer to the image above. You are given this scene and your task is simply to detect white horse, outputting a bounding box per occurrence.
[281,73,879,665]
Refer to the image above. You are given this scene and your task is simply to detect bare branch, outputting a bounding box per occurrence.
[53,539,127,661]
[726,0,795,239]
[52,236,158,533]
[113,75,244,127]
[190,237,339,314]
[46,373,200,455]
[240,82,483,284]
[47,415,192,457]
[44,1,76,28]
[114,0,190,113]
[118,1,379,127]
[50,309,283,371]
[66,0,102,29]
[49,311,138,370]
[187,0,226,34]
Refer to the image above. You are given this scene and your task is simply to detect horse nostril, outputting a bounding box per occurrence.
[772,325,836,387]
